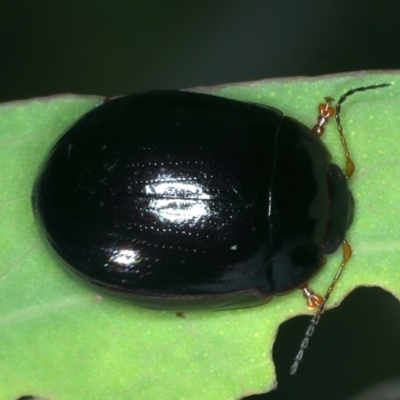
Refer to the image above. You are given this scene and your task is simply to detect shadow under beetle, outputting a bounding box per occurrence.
[32,82,390,373]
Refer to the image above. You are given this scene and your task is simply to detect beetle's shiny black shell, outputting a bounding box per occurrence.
[32,91,354,310]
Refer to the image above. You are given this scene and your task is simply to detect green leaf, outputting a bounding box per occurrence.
[1,72,399,400]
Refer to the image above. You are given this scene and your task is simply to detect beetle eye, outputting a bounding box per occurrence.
[322,239,341,254]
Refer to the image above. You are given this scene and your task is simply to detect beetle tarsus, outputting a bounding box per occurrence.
[300,284,323,309]
[312,97,335,137]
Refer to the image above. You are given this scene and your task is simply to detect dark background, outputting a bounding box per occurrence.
[1,1,400,399]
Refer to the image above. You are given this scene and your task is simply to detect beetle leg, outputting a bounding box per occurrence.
[311,97,335,137]
[290,240,352,375]
[299,256,326,309]
[300,284,323,310]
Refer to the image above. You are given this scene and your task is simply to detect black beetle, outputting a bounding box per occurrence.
[32,85,388,316]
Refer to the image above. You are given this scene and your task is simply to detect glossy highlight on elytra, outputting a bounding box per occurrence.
[144,177,212,225]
